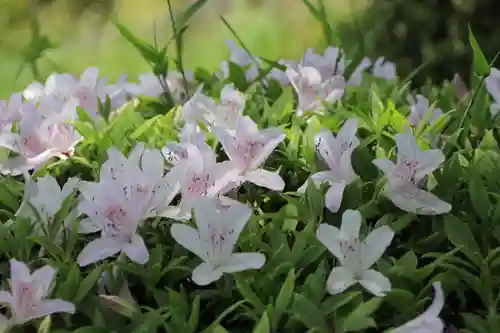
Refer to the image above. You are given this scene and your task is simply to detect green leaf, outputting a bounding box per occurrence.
[253,312,271,333]
[468,172,491,223]
[469,26,490,76]
[273,268,295,327]
[235,278,265,312]
[444,215,483,266]
[201,300,247,333]
[113,21,162,63]
[75,267,103,303]
[37,316,52,333]
[187,295,200,333]
[290,293,329,333]
[175,0,209,31]
[342,297,382,332]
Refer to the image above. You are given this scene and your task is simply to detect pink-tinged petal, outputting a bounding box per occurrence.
[122,234,149,265]
[324,181,346,213]
[35,299,75,319]
[250,128,285,170]
[244,169,284,191]
[220,252,266,274]
[10,259,31,294]
[359,269,391,296]
[316,224,343,263]
[337,118,360,152]
[321,75,345,103]
[31,265,56,297]
[372,158,396,176]
[77,237,122,267]
[208,161,241,196]
[191,262,222,286]
[315,130,342,171]
[80,67,100,89]
[170,223,205,261]
[325,267,356,295]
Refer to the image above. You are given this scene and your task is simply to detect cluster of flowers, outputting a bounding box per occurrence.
[0,40,487,331]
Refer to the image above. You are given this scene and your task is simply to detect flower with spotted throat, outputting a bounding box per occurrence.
[316,209,394,296]
[170,197,265,285]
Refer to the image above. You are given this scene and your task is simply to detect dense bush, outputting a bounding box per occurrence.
[1,1,500,333]
[338,0,500,86]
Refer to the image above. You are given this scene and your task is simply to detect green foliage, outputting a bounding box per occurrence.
[338,0,500,86]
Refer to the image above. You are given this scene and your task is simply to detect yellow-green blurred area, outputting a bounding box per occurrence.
[0,0,370,98]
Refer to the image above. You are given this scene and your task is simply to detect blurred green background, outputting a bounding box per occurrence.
[0,0,369,98]
[1,0,499,98]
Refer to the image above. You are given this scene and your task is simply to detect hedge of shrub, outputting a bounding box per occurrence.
[337,0,500,87]
[0,1,500,333]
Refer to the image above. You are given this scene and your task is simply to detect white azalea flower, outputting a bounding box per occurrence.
[126,71,193,103]
[15,174,80,238]
[372,57,397,80]
[99,143,178,218]
[347,57,372,86]
[0,97,81,175]
[173,144,240,219]
[286,65,345,115]
[181,89,217,125]
[77,178,150,266]
[0,259,75,326]
[298,118,359,213]
[407,95,443,128]
[316,209,394,296]
[391,282,445,333]
[212,116,285,191]
[485,67,500,117]
[170,198,265,285]
[373,132,451,215]
[267,59,298,85]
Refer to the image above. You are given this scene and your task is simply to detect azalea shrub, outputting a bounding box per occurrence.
[1,1,500,333]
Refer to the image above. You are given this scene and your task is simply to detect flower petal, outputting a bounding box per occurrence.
[325,266,357,295]
[122,234,150,265]
[191,262,222,286]
[340,209,362,240]
[141,148,165,179]
[77,237,122,267]
[10,259,31,294]
[170,223,205,261]
[35,299,76,319]
[361,225,394,269]
[0,291,12,304]
[414,149,445,181]
[324,181,346,213]
[387,186,452,215]
[220,252,266,274]
[359,269,391,296]
[316,223,343,262]
[31,265,56,297]
[372,158,396,175]
[245,169,285,191]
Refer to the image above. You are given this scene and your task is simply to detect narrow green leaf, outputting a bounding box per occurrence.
[253,311,271,333]
[273,268,295,326]
[444,215,483,266]
[291,293,329,333]
[468,26,490,76]
[342,297,382,332]
[75,267,103,303]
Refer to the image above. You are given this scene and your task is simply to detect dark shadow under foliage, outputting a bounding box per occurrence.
[338,0,500,87]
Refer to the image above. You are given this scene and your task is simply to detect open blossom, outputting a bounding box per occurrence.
[212,116,285,191]
[391,282,445,333]
[298,118,359,213]
[0,93,28,131]
[301,47,371,86]
[97,144,178,218]
[373,132,451,215]
[182,85,246,132]
[23,67,128,118]
[267,59,299,85]
[0,259,75,326]
[170,198,265,285]
[316,209,394,296]
[372,57,397,80]
[124,71,193,103]
[286,65,345,115]
[407,95,443,128]
[220,40,261,82]
[0,97,81,175]
[77,178,150,266]
[15,174,80,238]
[172,143,240,219]
[485,67,500,117]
